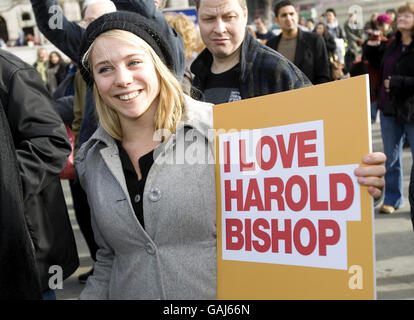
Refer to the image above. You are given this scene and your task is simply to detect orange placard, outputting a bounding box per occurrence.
[213,75,375,299]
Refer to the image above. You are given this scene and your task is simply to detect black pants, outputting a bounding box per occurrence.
[69,179,98,261]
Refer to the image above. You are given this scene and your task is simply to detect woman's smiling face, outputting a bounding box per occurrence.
[91,34,160,122]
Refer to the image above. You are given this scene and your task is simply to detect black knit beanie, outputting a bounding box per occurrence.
[78,11,176,87]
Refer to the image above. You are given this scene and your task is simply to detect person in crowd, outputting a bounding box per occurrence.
[165,12,203,94]
[305,18,315,32]
[364,12,379,38]
[358,15,391,123]
[0,54,42,300]
[76,10,216,299]
[15,31,27,46]
[325,7,345,39]
[344,11,364,72]
[76,8,386,300]
[33,47,48,86]
[314,21,344,80]
[386,8,398,34]
[25,33,40,46]
[267,0,331,85]
[325,8,346,64]
[365,2,414,214]
[314,22,336,57]
[376,13,393,39]
[254,15,276,44]
[0,48,78,299]
[47,51,68,93]
[191,0,311,105]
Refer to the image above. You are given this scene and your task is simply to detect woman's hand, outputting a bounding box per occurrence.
[354,152,386,199]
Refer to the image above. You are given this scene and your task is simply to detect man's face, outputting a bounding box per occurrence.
[38,49,48,62]
[275,5,298,34]
[254,18,266,33]
[197,0,248,59]
[325,11,336,24]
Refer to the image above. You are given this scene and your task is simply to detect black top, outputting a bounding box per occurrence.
[203,63,242,104]
[255,30,276,41]
[116,140,154,229]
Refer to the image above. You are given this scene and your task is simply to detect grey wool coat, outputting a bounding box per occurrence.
[75,95,217,299]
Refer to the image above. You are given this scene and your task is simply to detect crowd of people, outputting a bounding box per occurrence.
[1,0,413,300]
[33,47,71,94]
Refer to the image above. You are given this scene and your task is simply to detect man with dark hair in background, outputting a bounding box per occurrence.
[267,0,331,84]
[254,15,276,44]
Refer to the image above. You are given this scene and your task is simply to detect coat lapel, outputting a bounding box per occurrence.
[99,144,130,202]
[294,29,305,67]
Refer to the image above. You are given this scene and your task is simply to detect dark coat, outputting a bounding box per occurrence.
[0,101,42,300]
[54,63,69,86]
[267,28,332,85]
[365,32,414,123]
[191,30,311,101]
[0,49,79,292]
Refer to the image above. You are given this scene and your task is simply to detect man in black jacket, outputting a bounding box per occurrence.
[267,0,331,85]
[0,96,41,300]
[0,49,78,299]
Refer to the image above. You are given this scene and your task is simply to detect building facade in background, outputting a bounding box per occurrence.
[0,0,195,46]
[0,0,408,47]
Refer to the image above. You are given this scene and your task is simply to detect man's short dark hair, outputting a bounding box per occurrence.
[274,0,295,17]
[254,15,266,23]
[325,8,337,16]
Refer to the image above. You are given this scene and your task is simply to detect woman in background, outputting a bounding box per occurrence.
[47,51,68,93]
[365,3,414,214]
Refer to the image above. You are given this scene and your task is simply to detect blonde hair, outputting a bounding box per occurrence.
[164,12,203,60]
[82,29,184,141]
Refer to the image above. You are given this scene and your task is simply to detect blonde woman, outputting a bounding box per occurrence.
[76,11,385,299]
[76,11,215,299]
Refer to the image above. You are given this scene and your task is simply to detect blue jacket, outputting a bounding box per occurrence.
[191,30,311,101]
